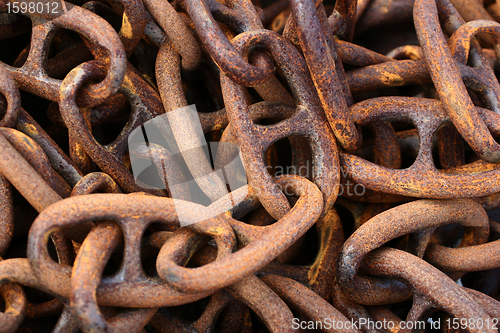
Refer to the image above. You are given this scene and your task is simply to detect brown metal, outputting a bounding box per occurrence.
[221,30,339,220]
[2,0,500,331]
[415,0,500,163]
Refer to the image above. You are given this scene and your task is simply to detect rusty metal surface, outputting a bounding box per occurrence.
[1,0,500,332]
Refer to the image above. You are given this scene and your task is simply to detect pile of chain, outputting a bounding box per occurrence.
[1,0,500,331]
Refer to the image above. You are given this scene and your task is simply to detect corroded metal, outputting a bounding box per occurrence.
[1,0,500,331]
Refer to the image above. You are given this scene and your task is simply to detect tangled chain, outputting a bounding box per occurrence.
[0,0,500,331]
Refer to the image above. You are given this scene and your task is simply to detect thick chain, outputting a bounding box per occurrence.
[1,0,500,331]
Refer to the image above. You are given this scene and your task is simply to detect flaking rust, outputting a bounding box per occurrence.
[0,0,499,331]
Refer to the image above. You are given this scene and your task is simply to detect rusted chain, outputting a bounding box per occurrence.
[2,0,500,331]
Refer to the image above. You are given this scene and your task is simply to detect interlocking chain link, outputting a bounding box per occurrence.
[0,0,500,331]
